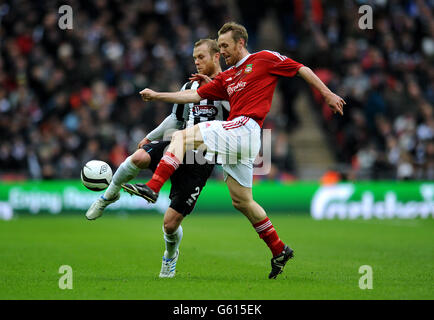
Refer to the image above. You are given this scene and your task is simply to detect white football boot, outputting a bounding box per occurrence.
[159,250,179,278]
[85,193,120,220]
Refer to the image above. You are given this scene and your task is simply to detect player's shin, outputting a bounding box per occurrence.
[163,225,183,259]
[104,155,141,200]
[253,217,285,257]
[146,151,181,193]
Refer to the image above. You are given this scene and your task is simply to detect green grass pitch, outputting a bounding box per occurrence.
[0,213,432,300]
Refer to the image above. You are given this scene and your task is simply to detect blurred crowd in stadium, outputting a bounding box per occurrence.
[0,0,433,181]
[298,0,434,180]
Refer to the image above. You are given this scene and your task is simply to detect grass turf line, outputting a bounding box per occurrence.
[0,214,432,299]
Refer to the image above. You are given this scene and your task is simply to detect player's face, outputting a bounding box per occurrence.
[218,31,242,66]
[193,44,215,76]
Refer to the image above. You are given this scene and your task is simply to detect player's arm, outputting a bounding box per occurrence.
[140,88,202,104]
[266,51,345,116]
[138,82,189,148]
[189,73,213,86]
[297,66,345,116]
[138,113,183,148]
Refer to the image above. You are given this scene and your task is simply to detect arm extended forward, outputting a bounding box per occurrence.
[139,88,202,104]
[297,66,346,116]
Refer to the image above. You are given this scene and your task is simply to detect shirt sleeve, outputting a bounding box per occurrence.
[197,75,229,101]
[146,113,183,141]
[171,82,188,116]
[266,51,304,77]
[146,82,188,140]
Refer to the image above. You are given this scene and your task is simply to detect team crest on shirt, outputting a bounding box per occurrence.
[244,64,253,73]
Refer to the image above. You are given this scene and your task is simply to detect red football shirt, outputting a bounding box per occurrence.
[197,50,304,127]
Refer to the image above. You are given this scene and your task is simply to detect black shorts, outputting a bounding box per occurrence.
[142,141,215,216]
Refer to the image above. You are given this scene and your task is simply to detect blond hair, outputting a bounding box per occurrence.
[194,38,219,55]
[218,22,248,48]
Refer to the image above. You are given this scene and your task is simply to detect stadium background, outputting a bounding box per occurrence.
[0,0,433,300]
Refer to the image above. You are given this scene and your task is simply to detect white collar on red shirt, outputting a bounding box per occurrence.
[235,54,251,68]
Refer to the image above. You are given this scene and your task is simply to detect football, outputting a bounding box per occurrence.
[80,160,113,191]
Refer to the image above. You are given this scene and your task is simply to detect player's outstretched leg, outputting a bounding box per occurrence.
[121,182,159,203]
[226,176,294,279]
[86,151,149,220]
[142,125,203,201]
[85,193,121,221]
[159,208,184,278]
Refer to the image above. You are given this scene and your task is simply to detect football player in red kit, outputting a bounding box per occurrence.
[135,22,345,279]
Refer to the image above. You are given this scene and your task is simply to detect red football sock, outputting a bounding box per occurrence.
[253,217,285,257]
[146,152,181,193]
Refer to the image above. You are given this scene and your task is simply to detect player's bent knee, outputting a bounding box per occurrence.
[163,211,184,234]
[131,149,151,169]
[163,220,181,234]
[232,198,250,213]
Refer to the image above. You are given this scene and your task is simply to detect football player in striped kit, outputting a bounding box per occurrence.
[85,39,229,278]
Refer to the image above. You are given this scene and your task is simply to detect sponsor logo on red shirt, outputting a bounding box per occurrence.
[227,81,247,96]
[192,105,218,117]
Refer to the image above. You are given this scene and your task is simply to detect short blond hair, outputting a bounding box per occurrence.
[218,22,248,48]
[194,38,219,55]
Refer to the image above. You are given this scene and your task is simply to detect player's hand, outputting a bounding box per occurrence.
[189,73,212,85]
[137,138,151,149]
[139,88,157,102]
[324,92,346,116]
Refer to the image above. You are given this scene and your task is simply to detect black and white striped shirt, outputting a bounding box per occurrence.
[173,81,230,129]
[146,81,230,141]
